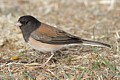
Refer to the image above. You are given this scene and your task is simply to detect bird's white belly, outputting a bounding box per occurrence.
[28,37,63,52]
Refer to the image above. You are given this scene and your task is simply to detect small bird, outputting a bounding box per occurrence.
[16,15,111,64]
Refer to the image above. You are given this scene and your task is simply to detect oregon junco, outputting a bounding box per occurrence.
[16,15,111,64]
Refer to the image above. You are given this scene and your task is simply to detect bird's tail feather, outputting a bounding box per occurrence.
[81,39,111,48]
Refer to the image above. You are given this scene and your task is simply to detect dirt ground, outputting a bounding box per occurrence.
[0,0,120,80]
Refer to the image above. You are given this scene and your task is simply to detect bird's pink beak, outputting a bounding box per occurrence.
[15,21,22,27]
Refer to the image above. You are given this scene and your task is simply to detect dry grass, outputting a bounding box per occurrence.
[0,0,120,80]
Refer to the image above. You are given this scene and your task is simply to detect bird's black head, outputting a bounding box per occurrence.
[16,15,40,27]
[16,15,41,42]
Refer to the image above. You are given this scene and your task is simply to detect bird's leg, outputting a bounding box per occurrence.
[44,52,54,65]
[24,52,54,68]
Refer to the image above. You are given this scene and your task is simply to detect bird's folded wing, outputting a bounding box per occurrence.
[30,24,82,44]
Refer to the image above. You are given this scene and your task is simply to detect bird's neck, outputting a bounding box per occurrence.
[20,22,41,42]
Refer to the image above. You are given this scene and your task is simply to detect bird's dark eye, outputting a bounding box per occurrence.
[20,20,28,25]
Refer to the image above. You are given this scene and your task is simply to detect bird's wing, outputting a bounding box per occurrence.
[30,23,82,44]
